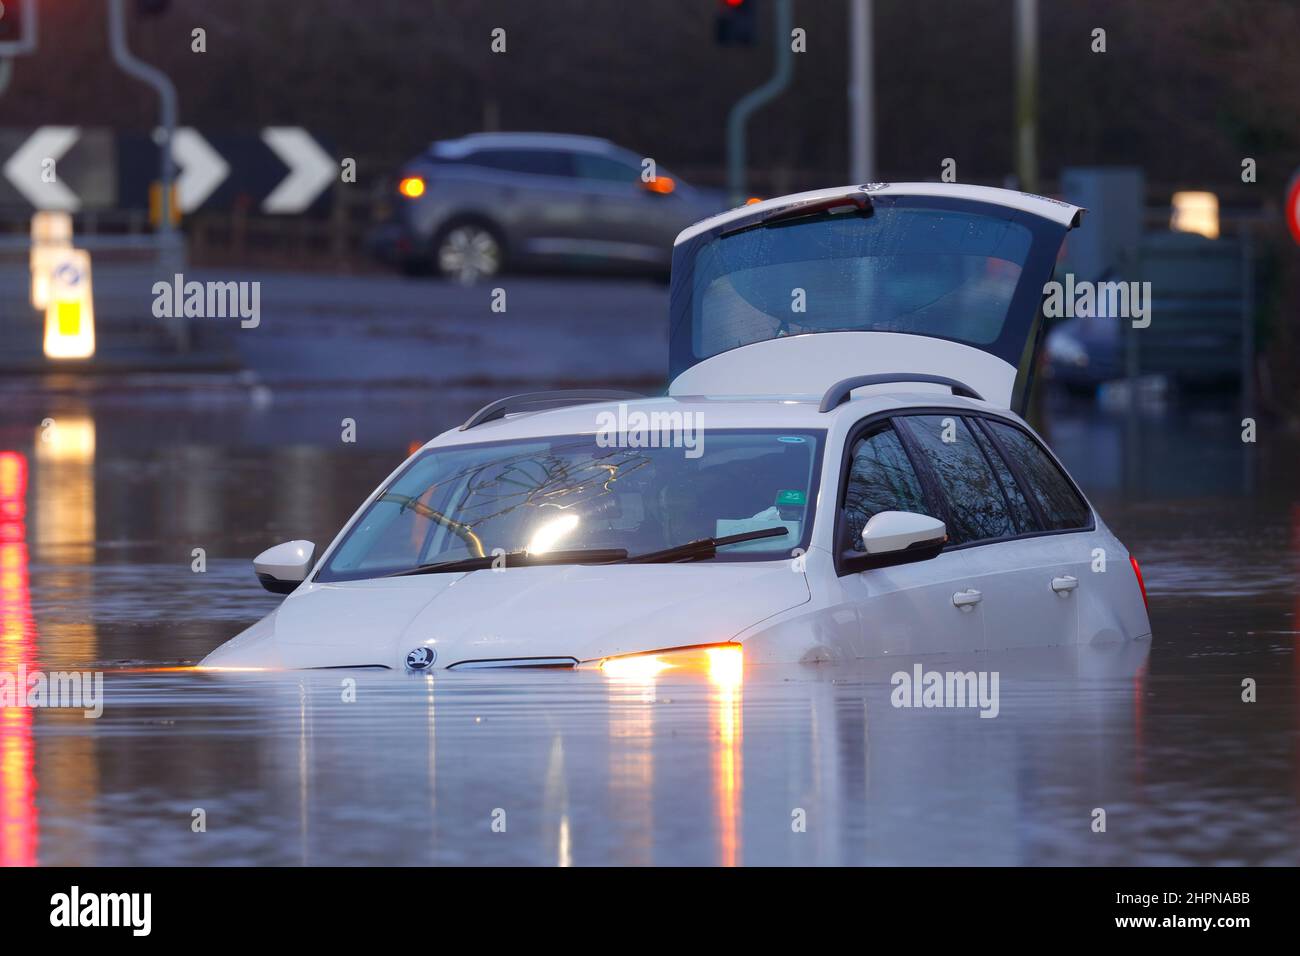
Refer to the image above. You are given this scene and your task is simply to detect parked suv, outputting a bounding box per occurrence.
[371,132,726,282]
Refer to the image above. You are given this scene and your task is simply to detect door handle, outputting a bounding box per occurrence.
[952,588,982,610]
[1051,575,1079,595]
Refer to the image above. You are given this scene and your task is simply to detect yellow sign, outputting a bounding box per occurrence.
[43,250,95,360]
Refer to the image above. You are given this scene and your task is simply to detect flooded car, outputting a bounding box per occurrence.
[204,184,1151,672]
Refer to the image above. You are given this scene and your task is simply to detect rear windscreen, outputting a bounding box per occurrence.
[669,196,1066,381]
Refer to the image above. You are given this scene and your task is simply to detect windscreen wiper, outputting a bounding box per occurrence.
[382,547,629,578]
[624,526,788,565]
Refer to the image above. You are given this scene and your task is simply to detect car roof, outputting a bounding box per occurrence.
[426,391,1018,449]
[430,132,620,158]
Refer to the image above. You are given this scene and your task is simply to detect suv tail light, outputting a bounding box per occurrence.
[1129,555,1148,611]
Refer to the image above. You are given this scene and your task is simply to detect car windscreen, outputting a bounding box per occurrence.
[317,429,824,582]
[669,195,1065,379]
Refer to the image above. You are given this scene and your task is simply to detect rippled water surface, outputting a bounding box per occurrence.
[2,390,1297,865]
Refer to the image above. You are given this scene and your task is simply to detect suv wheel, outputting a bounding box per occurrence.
[435,222,503,284]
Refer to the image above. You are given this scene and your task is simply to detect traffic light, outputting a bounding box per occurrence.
[715,0,758,47]
[0,0,26,45]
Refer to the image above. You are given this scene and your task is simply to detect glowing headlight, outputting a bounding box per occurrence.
[591,643,743,684]
[398,176,426,198]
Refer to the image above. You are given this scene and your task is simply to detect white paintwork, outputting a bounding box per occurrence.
[669,332,1019,407]
[253,540,315,585]
[675,181,1083,245]
[202,183,1145,672]
[861,511,946,555]
[205,561,810,670]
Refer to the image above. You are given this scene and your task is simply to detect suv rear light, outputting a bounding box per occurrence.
[1130,555,1148,611]
[398,176,425,199]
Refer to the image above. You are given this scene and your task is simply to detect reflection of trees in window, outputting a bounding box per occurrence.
[904,417,1013,545]
[969,423,1036,534]
[423,444,652,539]
[985,423,1089,530]
[842,427,929,552]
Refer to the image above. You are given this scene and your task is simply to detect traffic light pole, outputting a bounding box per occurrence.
[1013,0,1038,193]
[0,0,39,96]
[107,0,186,348]
[726,0,793,205]
[107,0,178,241]
[848,0,874,183]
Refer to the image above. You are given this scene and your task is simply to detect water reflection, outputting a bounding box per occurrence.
[606,673,655,865]
[27,638,1175,866]
[0,450,37,866]
[32,415,96,565]
[709,648,742,867]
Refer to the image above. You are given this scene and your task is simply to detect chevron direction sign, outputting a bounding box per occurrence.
[0,126,338,214]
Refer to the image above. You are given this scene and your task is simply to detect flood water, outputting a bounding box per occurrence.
[2,380,1297,866]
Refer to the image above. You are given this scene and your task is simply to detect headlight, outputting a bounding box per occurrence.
[397,176,426,199]
[586,643,743,683]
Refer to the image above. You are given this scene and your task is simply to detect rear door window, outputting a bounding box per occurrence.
[840,424,933,553]
[464,149,574,178]
[572,153,641,185]
[897,415,1016,546]
[968,419,1038,534]
[983,421,1091,530]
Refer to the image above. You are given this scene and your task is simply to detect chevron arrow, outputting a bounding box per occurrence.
[260,127,334,214]
[169,127,230,213]
[3,126,82,210]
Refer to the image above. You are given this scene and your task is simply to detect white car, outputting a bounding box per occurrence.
[203,183,1151,672]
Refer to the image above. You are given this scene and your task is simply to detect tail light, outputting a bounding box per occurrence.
[1130,555,1148,611]
[641,175,676,195]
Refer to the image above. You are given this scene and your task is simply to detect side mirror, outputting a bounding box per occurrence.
[863,511,946,555]
[254,540,316,595]
[839,511,947,574]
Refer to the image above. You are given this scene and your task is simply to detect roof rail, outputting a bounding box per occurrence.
[459,389,646,431]
[819,374,983,412]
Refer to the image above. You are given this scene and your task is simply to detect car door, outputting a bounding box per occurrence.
[836,419,985,656]
[460,148,588,257]
[975,417,1099,644]
[895,412,1083,649]
[569,150,676,266]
